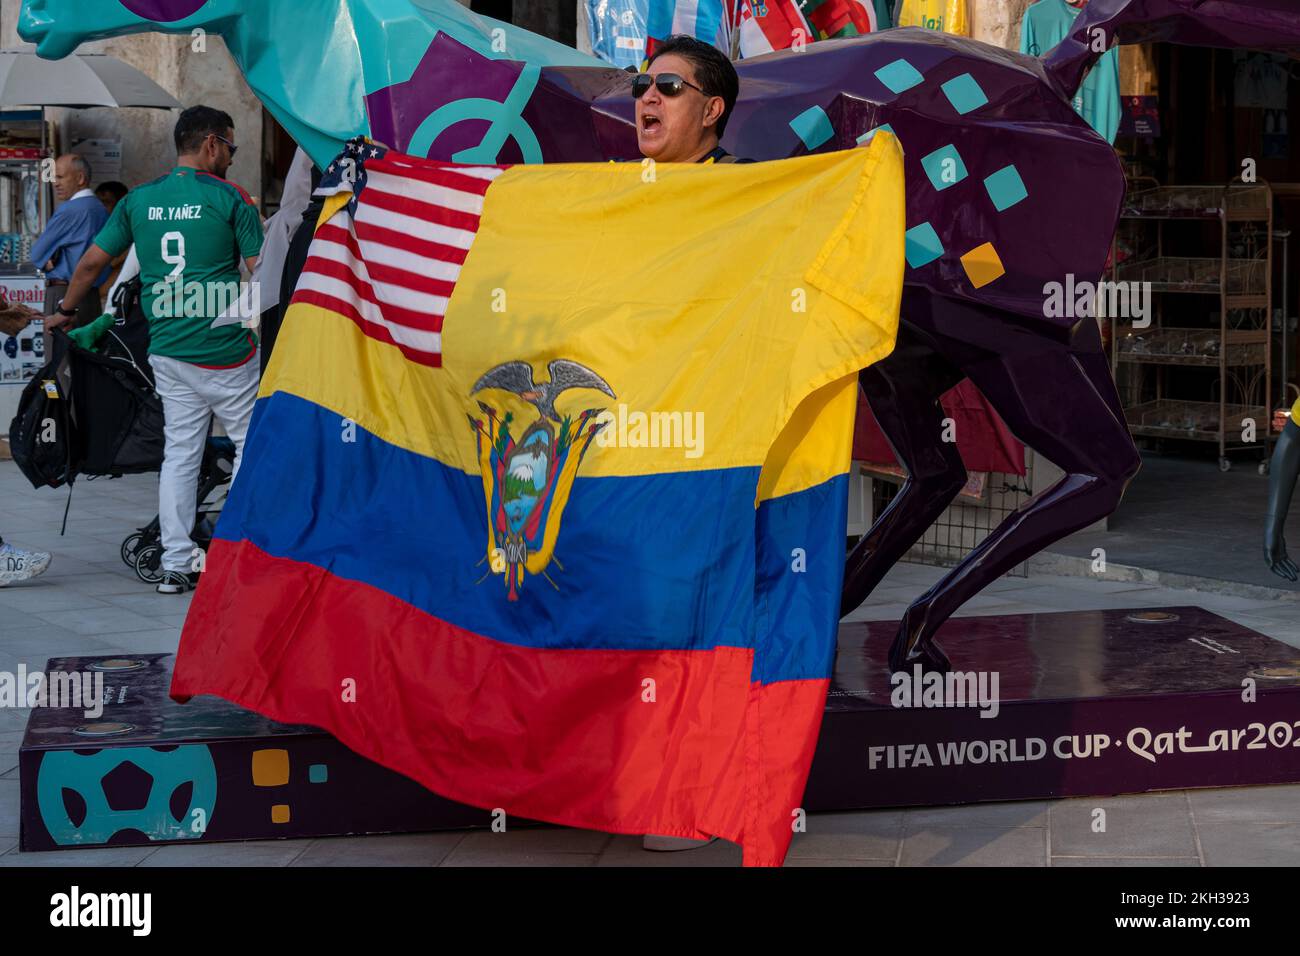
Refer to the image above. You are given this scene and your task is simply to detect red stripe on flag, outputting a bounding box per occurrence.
[299,255,445,333]
[289,289,443,368]
[354,220,470,269]
[362,186,483,235]
[313,223,459,299]
[171,538,828,866]
[365,158,501,194]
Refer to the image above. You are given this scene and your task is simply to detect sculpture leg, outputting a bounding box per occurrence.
[841,329,966,618]
[889,324,1141,672]
[1265,418,1299,581]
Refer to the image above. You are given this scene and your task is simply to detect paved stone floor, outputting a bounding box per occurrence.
[1,460,1298,866]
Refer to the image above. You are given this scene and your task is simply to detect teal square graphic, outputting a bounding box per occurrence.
[984,164,1028,211]
[941,73,988,114]
[309,764,328,784]
[905,222,944,268]
[874,59,924,94]
[920,144,968,191]
[857,123,895,146]
[789,106,835,150]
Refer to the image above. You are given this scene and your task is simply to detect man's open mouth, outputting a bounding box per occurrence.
[641,115,662,133]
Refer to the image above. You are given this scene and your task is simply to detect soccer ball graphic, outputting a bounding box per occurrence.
[36,745,218,846]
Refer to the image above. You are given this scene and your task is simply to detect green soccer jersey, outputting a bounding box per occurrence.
[94,166,264,367]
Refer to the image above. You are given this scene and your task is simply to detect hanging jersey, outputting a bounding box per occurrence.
[1021,0,1121,144]
[897,0,970,37]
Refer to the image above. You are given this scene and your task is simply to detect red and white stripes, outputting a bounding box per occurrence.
[291,158,505,368]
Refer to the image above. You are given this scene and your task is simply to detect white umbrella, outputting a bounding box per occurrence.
[0,49,181,110]
[0,49,180,227]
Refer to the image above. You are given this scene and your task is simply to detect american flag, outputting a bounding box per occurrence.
[293,139,504,368]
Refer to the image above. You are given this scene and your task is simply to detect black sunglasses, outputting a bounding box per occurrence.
[632,72,709,100]
[213,133,238,157]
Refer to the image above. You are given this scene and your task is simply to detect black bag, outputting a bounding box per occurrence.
[7,329,164,489]
[7,338,74,489]
[67,329,164,477]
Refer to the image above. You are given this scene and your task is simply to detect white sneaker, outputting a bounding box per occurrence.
[642,834,720,852]
[0,542,52,586]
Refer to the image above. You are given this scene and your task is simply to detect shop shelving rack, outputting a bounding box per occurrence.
[1109,182,1274,472]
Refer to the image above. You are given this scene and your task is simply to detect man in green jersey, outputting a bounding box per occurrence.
[53,106,264,594]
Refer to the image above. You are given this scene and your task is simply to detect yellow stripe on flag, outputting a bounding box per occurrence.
[266,134,905,482]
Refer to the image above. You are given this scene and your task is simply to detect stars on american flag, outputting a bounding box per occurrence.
[317,137,390,216]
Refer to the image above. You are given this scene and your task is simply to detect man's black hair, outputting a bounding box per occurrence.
[174,105,235,154]
[647,35,740,138]
[95,181,128,201]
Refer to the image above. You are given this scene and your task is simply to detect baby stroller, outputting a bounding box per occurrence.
[120,435,236,584]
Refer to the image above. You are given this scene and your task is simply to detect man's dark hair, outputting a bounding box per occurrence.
[648,35,740,138]
[95,181,128,202]
[174,105,235,154]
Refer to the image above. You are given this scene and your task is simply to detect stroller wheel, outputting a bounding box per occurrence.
[120,532,145,568]
[133,543,165,584]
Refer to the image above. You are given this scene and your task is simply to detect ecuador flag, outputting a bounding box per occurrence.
[171,133,905,866]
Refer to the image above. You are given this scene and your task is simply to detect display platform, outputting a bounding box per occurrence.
[18,607,1300,851]
[806,605,1300,810]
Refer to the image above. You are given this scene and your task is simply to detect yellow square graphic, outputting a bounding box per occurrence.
[960,242,1005,289]
[271,804,291,824]
[252,749,290,787]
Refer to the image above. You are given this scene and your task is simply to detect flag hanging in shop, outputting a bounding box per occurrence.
[170,133,906,867]
[737,0,892,58]
[646,0,734,56]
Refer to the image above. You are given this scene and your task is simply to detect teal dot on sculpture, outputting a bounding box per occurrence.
[309,764,328,784]
[857,123,895,146]
[790,106,835,151]
[874,59,925,95]
[920,144,968,191]
[941,73,989,115]
[905,223,944,269]
[984,164,1029,211]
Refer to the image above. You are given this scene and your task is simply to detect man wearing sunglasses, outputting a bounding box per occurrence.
[52,105,264,595]
[633,35,749,165]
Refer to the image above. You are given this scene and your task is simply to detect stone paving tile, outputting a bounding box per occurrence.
[93,591,194,618]
[0,586,114,613]
[901,801,1049,829]
[289,832,466,867]
[445,826,612,864]
[1187,784,1300,823]
[1052,857,1201,867]
[91,628,181,655]
[784,858,894,867]
[32,607,164,637]
[139,839,315,867]
[787,810,902,861]
[57,572,155,597]
[0,845,159,867]
[0,778,19,844]
[0,629,121,658]
[1050,793,1197,858]
[1197,823,1300,866]
[596,834,743,867]
[900,826,1047,866]
[446,852,599,867]
[0,607,54,631]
